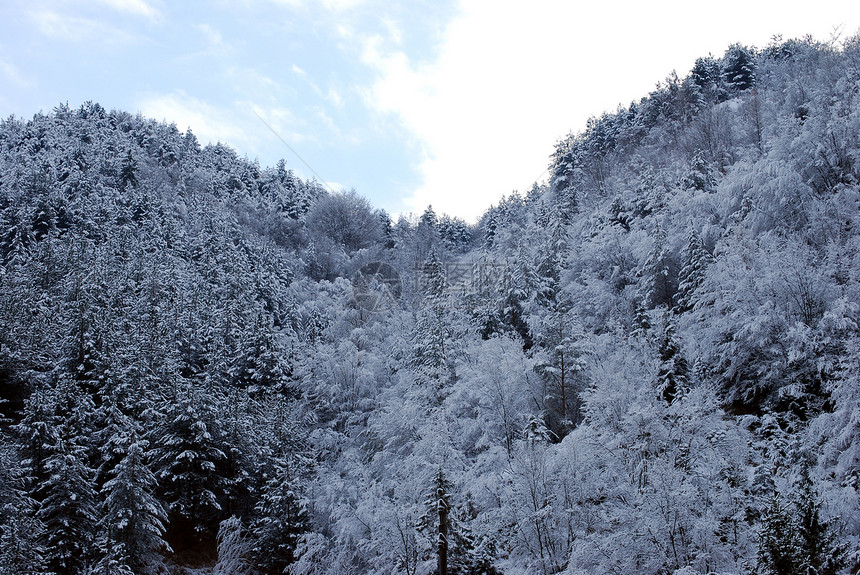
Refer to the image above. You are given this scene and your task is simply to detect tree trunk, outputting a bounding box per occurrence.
[438,492,448,575]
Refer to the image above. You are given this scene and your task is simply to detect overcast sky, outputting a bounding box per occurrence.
[1,0,857,221]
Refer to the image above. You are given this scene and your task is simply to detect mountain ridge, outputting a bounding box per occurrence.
[1,33,859,575]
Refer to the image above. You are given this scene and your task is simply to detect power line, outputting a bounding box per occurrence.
[252,110,335,194]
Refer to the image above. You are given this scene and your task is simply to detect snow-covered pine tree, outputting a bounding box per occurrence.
[757,493,799,575]
[149,383,228,555]
[98,438,169,575]
[639,224,678,310]
[0,497,47,575]
[532,308,587,437]
[656,314,689,404]
[753,479,846,575]
[0,440,47,575]
[533,213,567,310]
[409,249,455,398]
[675,226,713,313]
[37,437,99,575]
[251,455,310,575]
[680,151,717,193]
[496,251,533,348]
[549,137,580,223]
[722,43,756,93]
[214,516,254,575]
[420,468,453,575]
[794,473,847,575]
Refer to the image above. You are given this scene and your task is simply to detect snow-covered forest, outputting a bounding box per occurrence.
[2,34,860,575]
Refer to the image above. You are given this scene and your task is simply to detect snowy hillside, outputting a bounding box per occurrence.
[1,34,860,575]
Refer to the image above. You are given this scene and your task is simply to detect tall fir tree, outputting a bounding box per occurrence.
[37,437,99,575]
[251,456,309,575]
[410,249,455,398]
[795,474,846,575]
[98,438,169,575]
[675,227,712,313]
[421,468,453,575]
[639,224,677,310]
[656,314,689,404]
[150,383,228,554]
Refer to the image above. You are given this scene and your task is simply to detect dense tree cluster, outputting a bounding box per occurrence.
[2,33,860,575]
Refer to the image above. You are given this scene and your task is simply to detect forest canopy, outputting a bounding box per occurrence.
[1,33,860,575]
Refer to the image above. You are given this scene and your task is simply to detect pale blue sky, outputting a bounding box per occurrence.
[1,0,857,221]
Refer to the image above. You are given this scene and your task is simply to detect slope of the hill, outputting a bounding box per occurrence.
[0,33,859,575]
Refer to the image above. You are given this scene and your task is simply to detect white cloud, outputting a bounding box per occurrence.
[325,88,343,108]
[27,0,161,43]
[30,9,143,43]
[363,1,590,220]
[291,64,307,78]
[32,10,98,40]
[380,17,402,46]
[96,0,162,21]
[261,0,367,12]
[246,101,311,146]
[361,0,860,221]
[137,91,252,148]
[262,0,305,7]
[227,67,280,95]
[320,0,368,12]
[194,23,223,46]
[0,53,31,88]
[290,63,344,109]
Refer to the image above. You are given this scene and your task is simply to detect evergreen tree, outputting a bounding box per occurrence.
[98,439,169,575]
[14,386,60,492]
[497,256,533,348]
[0,442,47,575]
[0,498,47,575]
[412,206,442,263]
[218,387,258,519]
[37,437,99,575]
[379,209,396,249]
[439,215,472,254]
[448,497,500,575]
[533,213,567,309]
[1,215,33,268]
[150,384,228,553]
[481,210,499,250]
[757,493,800,575]
[639,224,677,310]
[632,165,666,219]
[675,227,712,313]
[722,43,756,92]
[421,205,439,229]
[755,481,846,575]
[229,310,290,394]
[656,315,689,404]
[689,55,728,105]
[681,151,717,192]
[532,308,586,437]
[119,149,138,190]
[410,249,455,396]
[252,456,309,575]
[549,138,580,223]
[421,468,453,575]
[795,475,846,575]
